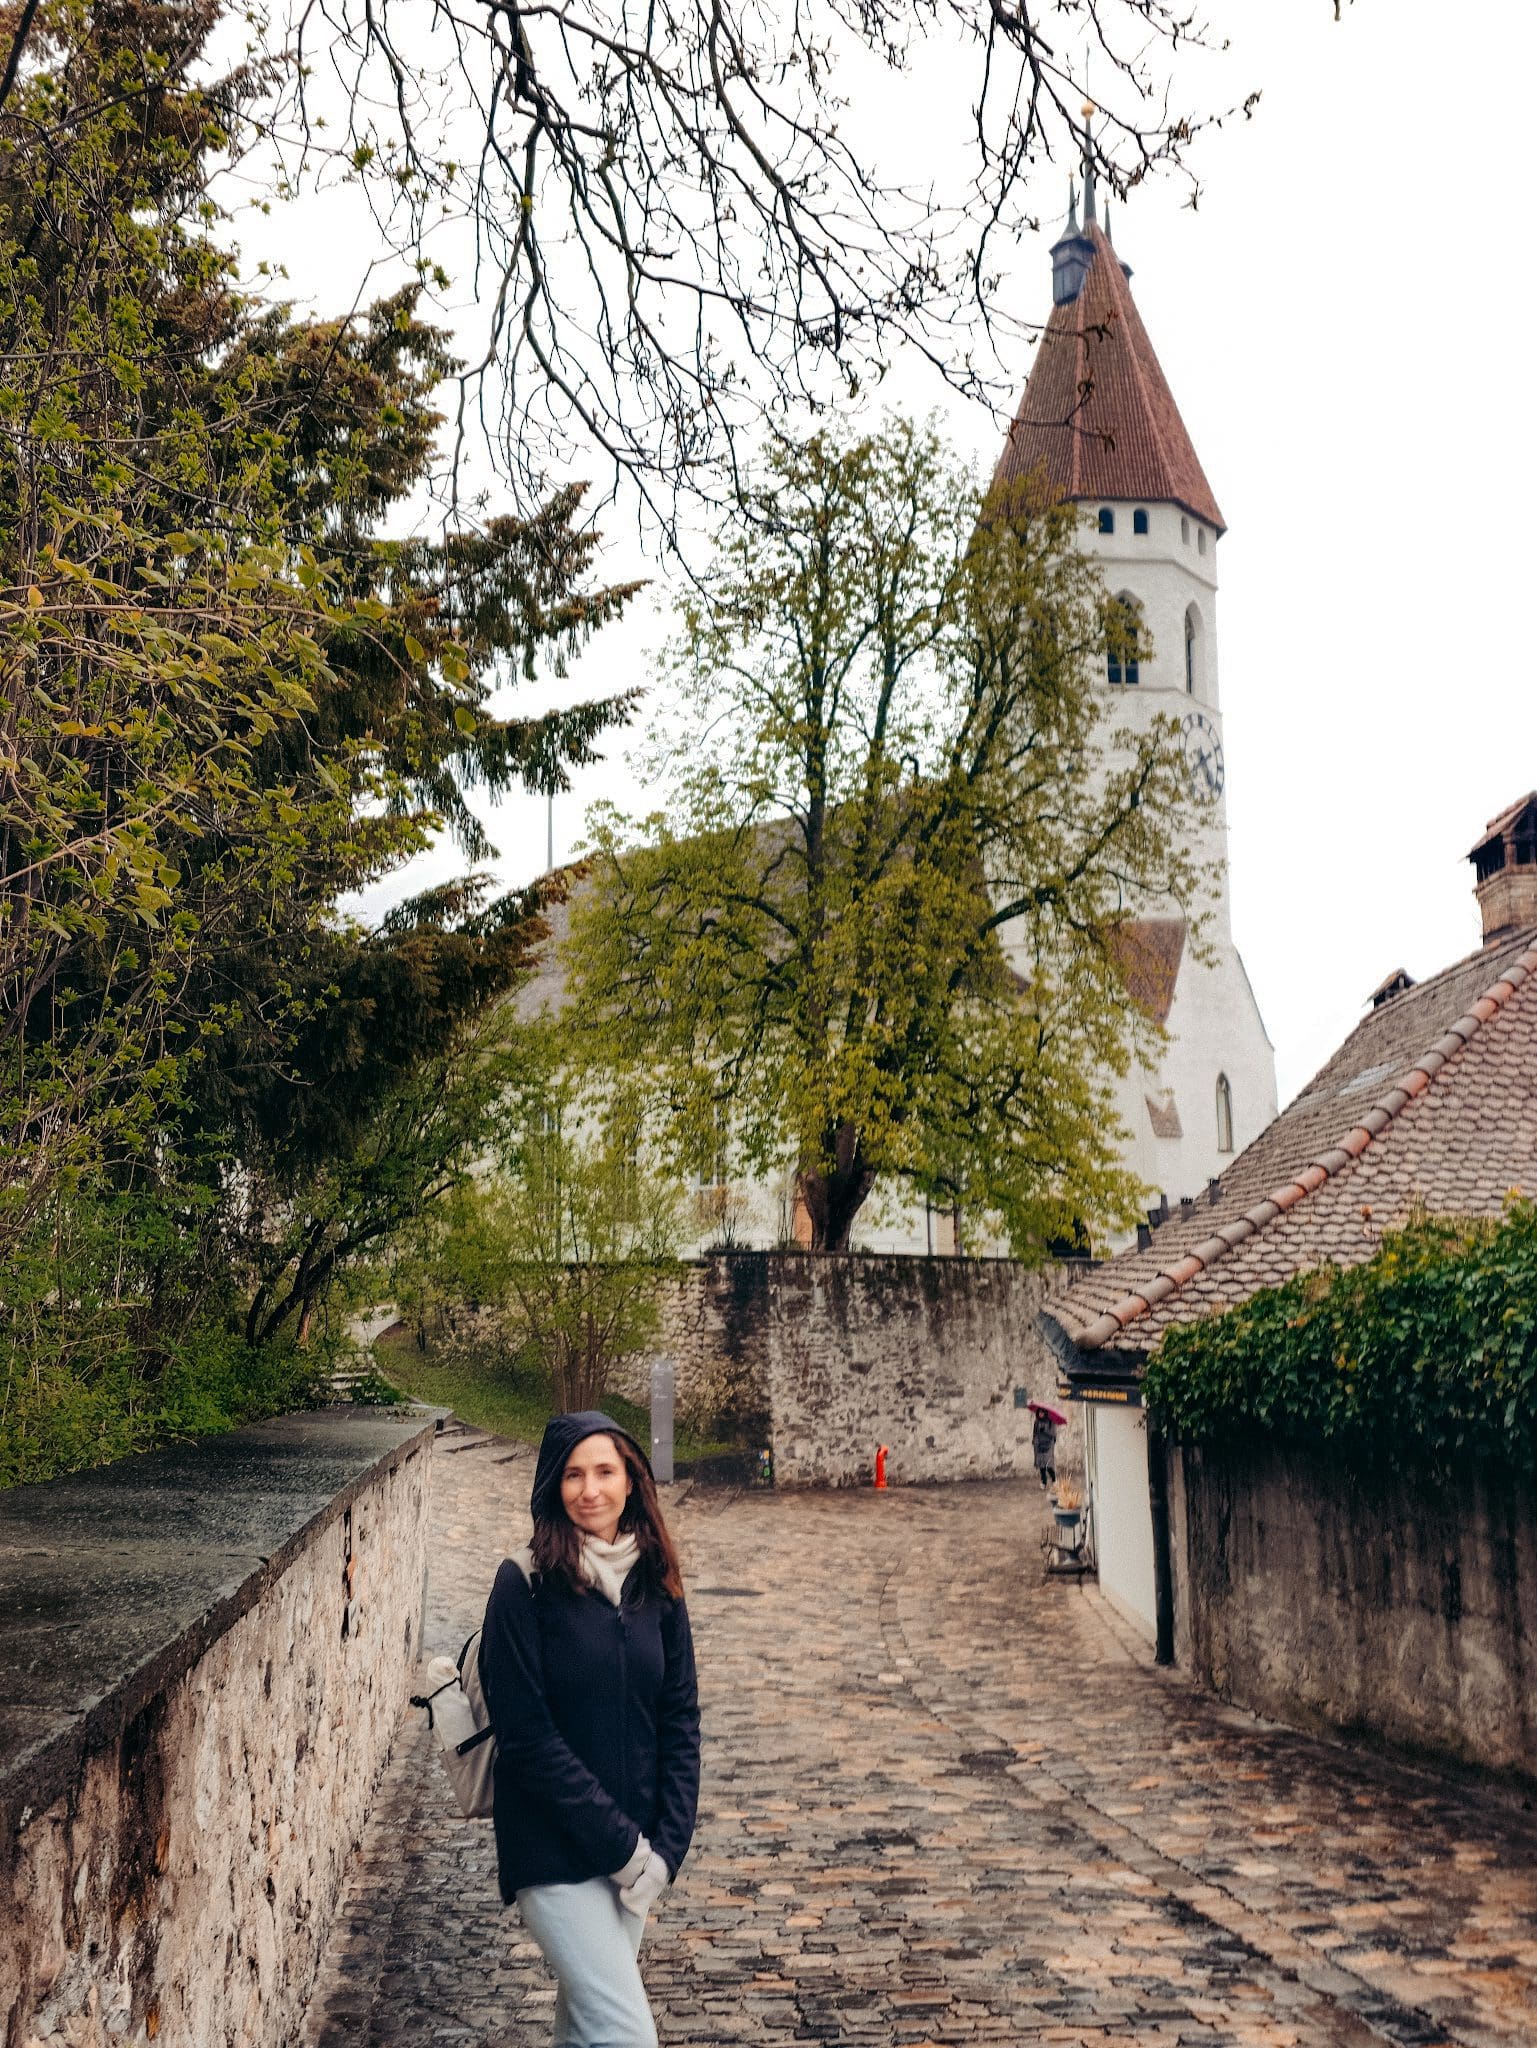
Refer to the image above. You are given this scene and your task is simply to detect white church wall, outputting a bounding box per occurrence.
[1132,945,1278,1212]
[1081,500,1219,707]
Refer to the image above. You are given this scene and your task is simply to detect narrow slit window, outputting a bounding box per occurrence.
[1216,1073,1234,1154]
[1133,508,1149,535]
[1098,506,1115,535]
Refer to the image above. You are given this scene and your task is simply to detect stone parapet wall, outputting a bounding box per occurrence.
[1,1410,434,2048]
[1171,1440,1537,1782]
[624,1251,1075,1488]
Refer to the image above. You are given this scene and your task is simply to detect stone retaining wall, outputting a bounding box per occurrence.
[629,1251,1074,1488]
[1,1409,434,2048]
[1171,1440,1537,1781]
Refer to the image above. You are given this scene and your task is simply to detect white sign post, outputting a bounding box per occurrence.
[649,1357,675,1484]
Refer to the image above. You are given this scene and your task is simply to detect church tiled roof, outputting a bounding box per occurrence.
[1106,916,1185,1026]
[1043,926,1537,1360]
[993,223,1225,533]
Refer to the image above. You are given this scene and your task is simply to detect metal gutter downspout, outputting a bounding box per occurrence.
[1146,1417,1176,1666]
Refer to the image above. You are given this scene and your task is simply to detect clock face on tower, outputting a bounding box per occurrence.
[1180,710,1225,804]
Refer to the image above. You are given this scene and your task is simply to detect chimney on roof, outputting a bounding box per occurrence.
[1368,967,1416,1009]
[1469,793,1537,946]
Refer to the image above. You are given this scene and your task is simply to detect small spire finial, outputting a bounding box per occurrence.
[1080,99,1098,227]
[1065,178,1079,236]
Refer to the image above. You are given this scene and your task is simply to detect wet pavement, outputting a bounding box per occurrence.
[300,1423,1537,2047]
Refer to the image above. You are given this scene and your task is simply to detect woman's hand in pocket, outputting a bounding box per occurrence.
[618,1849,669,1919]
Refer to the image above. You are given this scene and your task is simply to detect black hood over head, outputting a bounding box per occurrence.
[530,1410,652,1523]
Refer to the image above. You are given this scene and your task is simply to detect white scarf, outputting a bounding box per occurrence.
[579,1530,640,1607]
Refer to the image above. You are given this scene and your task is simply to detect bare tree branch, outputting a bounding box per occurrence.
[278,0,1255,531]
[0,0,42,117]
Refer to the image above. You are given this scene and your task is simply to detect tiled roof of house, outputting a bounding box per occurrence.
[1106,916,1185,1026]
[992,223,1225,532]
[1043,925,1537,1359]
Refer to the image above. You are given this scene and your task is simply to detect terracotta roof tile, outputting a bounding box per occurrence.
[992,225,1224,532]
[1044,926,1537,1357]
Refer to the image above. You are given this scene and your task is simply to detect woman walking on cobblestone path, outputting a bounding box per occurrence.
[480,1411,700,2048]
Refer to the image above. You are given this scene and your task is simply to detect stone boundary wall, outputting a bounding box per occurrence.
[628,1251,1076,1488]
[1,1409,434,2048]
[1170,1440,1537,1781]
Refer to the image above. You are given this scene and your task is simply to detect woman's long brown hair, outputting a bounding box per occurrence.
[531,1433,685,1599]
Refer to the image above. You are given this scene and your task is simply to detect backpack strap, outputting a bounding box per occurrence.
[408,1672,459,1729]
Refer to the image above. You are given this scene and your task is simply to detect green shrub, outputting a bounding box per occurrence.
[0,1191,330,1490]
[0,1327,327,1489]
[1143,1202,1537,1477]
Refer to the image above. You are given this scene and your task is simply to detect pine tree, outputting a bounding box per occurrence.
[0,1,634,1467]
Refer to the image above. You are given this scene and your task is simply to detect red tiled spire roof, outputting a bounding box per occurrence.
[992,223,1225,533]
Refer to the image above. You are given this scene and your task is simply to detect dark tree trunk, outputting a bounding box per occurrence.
[798,1123,876,1251]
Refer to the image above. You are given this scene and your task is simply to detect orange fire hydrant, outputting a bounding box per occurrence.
[874,1444,890,1489]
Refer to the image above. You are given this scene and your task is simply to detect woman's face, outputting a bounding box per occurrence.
[560,1433,633,1544]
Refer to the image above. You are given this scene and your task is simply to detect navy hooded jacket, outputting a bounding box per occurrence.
[478,1411,701,1901]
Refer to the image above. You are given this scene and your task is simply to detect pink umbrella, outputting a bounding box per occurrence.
[1027,1401,1068,1426]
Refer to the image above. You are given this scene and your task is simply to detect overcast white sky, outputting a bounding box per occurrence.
[252,2,1537,1110]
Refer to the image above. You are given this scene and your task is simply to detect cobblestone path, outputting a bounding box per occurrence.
[301,1426,1537,2048]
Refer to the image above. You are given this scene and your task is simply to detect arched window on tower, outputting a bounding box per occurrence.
[1107,592,1142,686]
[1184,604,1203,696]
[1133,508,1149,535]
[1098,506,1115,535]
[1181,515,1190,545]
[1215,1073,1234,1154]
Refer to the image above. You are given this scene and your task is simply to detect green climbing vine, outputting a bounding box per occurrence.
[1142,1202,1537,1477]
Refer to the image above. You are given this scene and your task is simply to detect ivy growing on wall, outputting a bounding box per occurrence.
[1142,1203,1537,1478]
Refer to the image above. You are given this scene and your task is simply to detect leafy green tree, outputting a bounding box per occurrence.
[0,1,631,1212]
[496,1156,680,1415]
[389,1043,682,1413]
[236,889,540,1349]
[567,420,1203,1253]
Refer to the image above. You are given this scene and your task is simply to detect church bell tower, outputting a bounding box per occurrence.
[990,115,1277,1207]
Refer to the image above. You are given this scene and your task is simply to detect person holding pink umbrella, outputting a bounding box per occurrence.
[1028,1400,1064,1488]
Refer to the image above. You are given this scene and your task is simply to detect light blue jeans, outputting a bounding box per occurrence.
[515,1877,657,2048]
